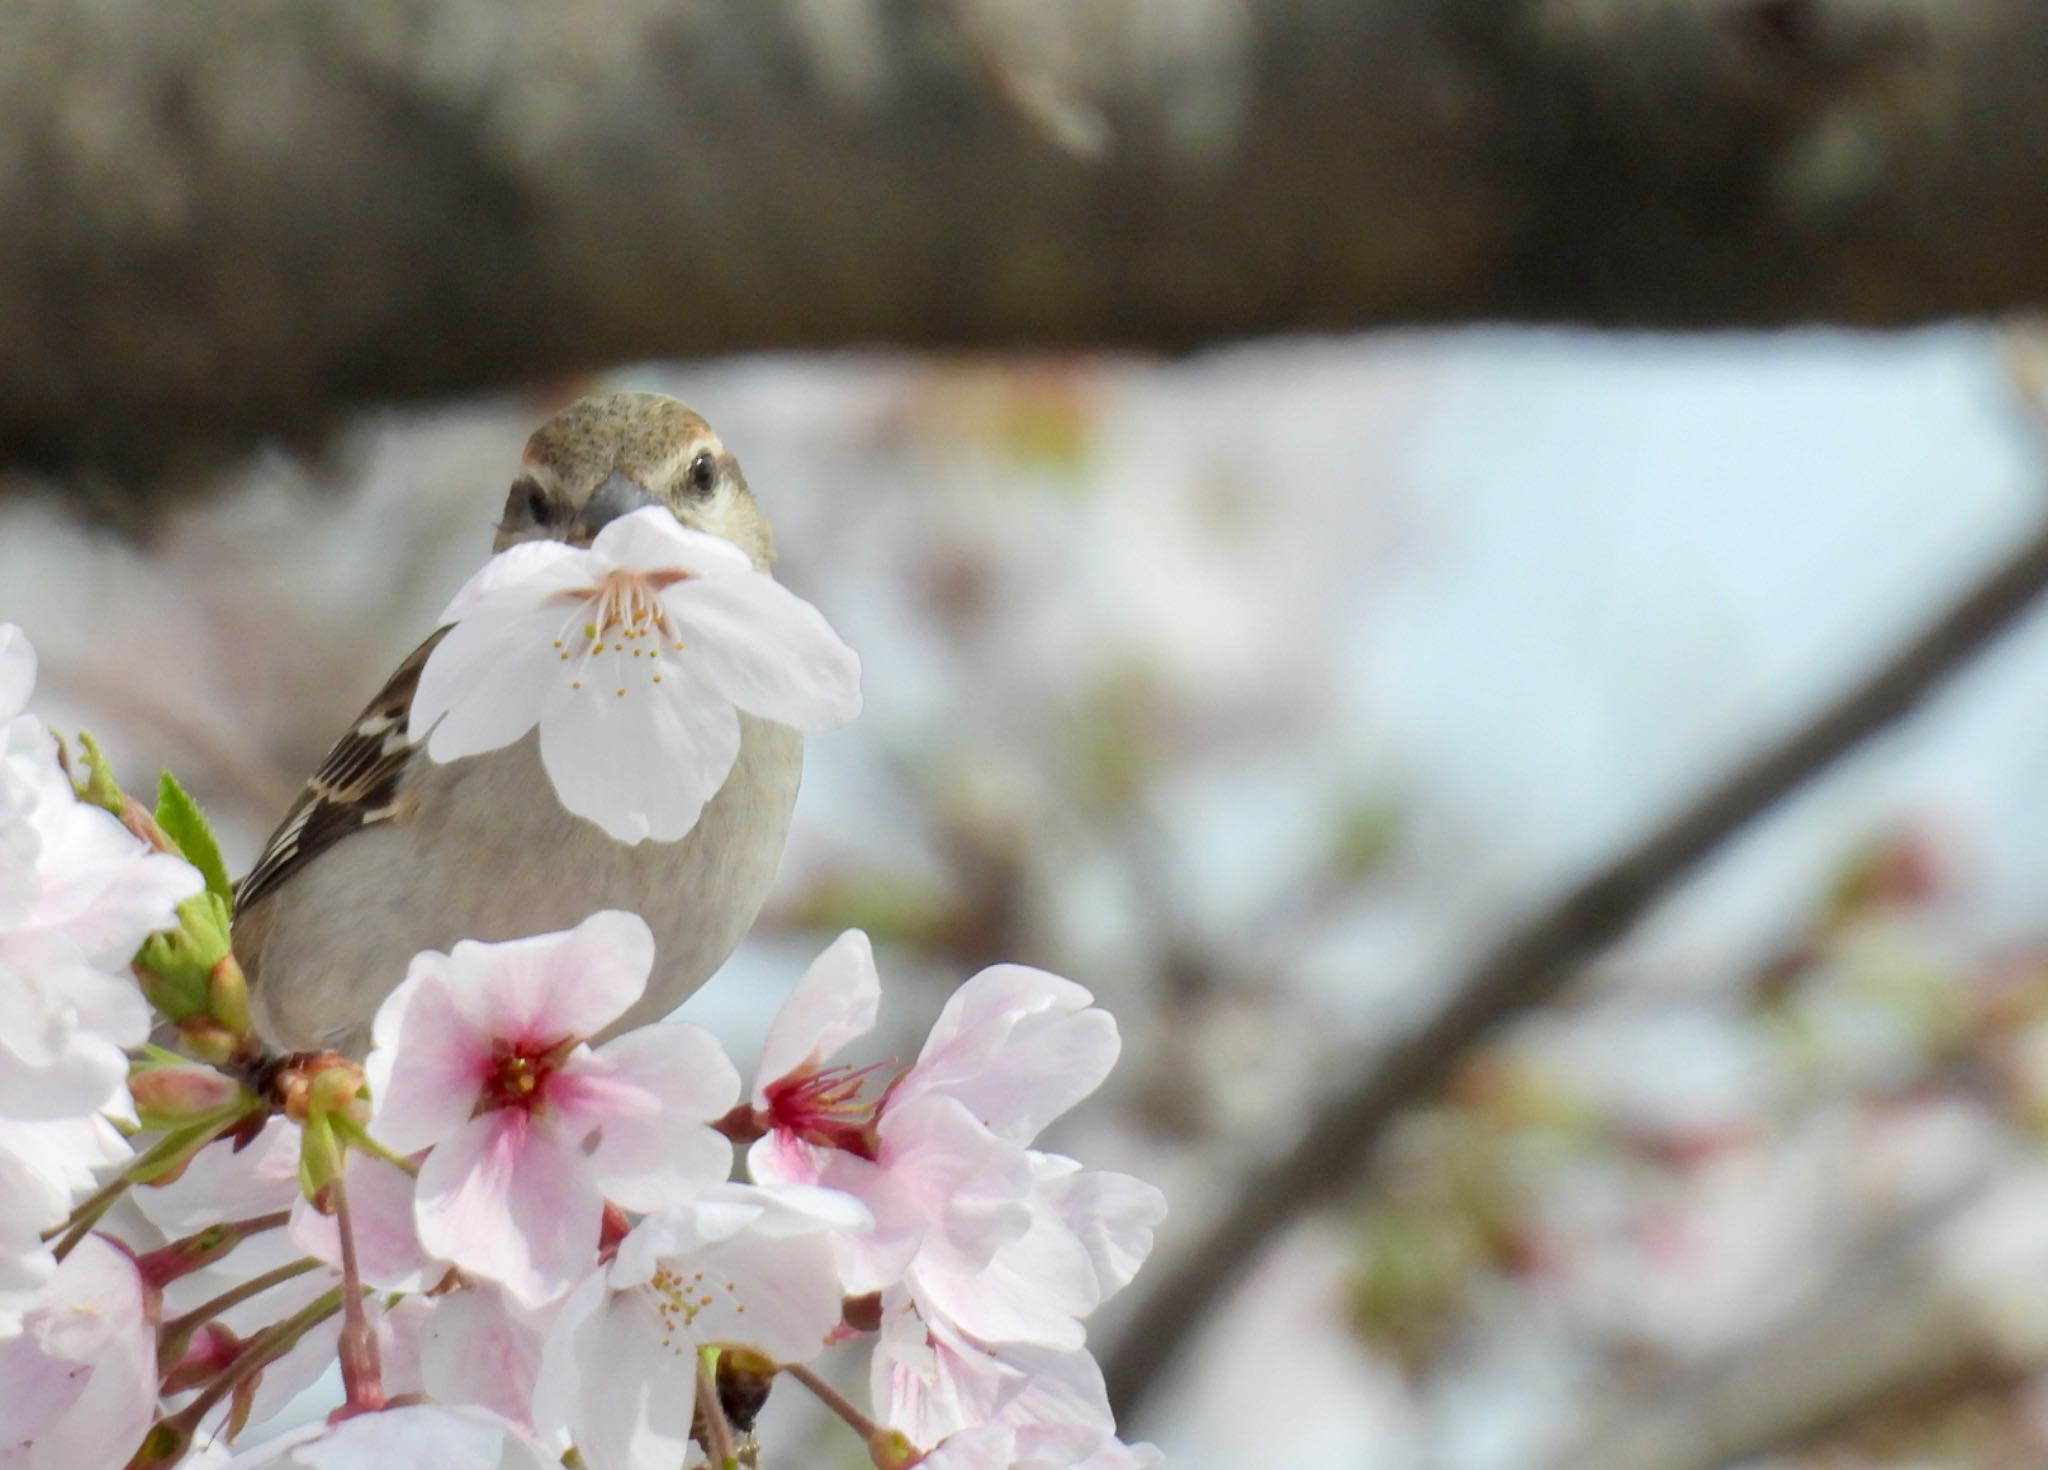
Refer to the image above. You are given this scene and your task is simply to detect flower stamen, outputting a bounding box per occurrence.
[548,571,695,696]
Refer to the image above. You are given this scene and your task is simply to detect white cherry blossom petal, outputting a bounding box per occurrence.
[665,572,863,730]
[537,658,740,843]
[291,1152,433,1292]
[412,604,573,757]
[609,1183,862,1364]
[562,1022,737,1213]
[0,625,36,723]
[590,510,753,578]
[892,965,1121,1145]
[137,1116,301,1236]
[365,957,492,1156]
[437,539,587,622]
[415,1111,604,1307]
[1035,1158,1167,1304]
[543,1280,700,1470]
[228,1403,552,1470]
[0,1235,154,1470]
[753,929,880,1105]
[0,947,137,1120]
[439,910,655,1046]
[415,1286,549,1431]
[912,1188,1101,1351]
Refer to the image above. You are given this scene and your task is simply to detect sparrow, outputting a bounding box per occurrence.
[232,392,803,1058]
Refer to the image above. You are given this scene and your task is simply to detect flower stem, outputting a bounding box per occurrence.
[331,1114,419,1178]
[157,1256,320,1367]
[698,1349,739,1470]
[146,1283,347,1458]
[783,1362,918,1468]
[47,1114,238,1258]
[135,1210,292,1290]
[330,1175,386,1415]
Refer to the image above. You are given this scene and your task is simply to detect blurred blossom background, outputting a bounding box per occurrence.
[13,323,2048,1468]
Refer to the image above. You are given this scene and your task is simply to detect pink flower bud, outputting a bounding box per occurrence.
[129,1063,247,1127]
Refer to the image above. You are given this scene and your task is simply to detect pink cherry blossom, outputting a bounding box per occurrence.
[0,1234,156,1470]
[747,937,1160,1350]
[872,1293,1121,1447]
[290,1151,435,1292]
[408,507,862,843]
[748,930,887,1179]
[906,1152,1163,1351]
[410,1284,553,1432]
[887,965,1122,1147]
[364,910,739,1306]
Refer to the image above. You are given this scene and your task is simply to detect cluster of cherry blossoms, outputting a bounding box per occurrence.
[0,574,1164,1468]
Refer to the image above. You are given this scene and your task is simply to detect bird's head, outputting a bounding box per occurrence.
[494,392,776,567]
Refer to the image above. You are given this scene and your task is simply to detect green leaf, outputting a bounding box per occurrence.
[156,770,232,902]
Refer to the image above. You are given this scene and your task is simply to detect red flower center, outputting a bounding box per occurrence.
[763,1062,893,1160]
[479,1036,577,1114]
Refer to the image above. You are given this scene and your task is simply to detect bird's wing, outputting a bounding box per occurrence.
[233,628,447,919]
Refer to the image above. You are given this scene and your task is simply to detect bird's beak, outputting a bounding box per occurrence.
[573,470,659,543]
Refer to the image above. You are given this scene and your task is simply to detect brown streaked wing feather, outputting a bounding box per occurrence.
[232,629,447,918]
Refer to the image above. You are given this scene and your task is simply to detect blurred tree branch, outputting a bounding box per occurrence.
[1103,514,2048,1421]
[9,0,2048,496]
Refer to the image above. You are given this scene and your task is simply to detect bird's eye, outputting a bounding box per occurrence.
[685,451,718,497]
[503,479,551,528]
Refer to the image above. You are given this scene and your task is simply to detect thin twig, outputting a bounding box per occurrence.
[331,1176,385,1413]
[783,1362,880,1440]
[164,1283,347,1443]
[158,1256,321,1356]
[1104,516,2048,1420]
[48,1118,235,1261]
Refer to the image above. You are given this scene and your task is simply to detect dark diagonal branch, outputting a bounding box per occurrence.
[1103,513,2048,1421]
[9,0,2048,493]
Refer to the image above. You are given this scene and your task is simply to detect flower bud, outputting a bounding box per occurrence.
[135,892,235,1021]
[208,952,252,1036]
[129,1063,250,1130]
[174,1016,240,1067]
[309,1059,370,1127]
[159,1321,242,1395]
[299,1110,344,1213]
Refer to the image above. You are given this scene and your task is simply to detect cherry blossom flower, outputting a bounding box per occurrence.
[407,1284,553,1432]
[0,1114,131,1315]
[885,965,1122,1148]
[747,938,1162,1350]
[0,1234,156,1470]
[748,929,886,1178]
[364,910,738,1305]
[871,1295,1122,1447]
[535,1182,870,1470]
[222,1403,551,1470]
[290,1152,435,1292]
[0,624,201,1119]
[747,944,1121,1186]
[407,507,862,843]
